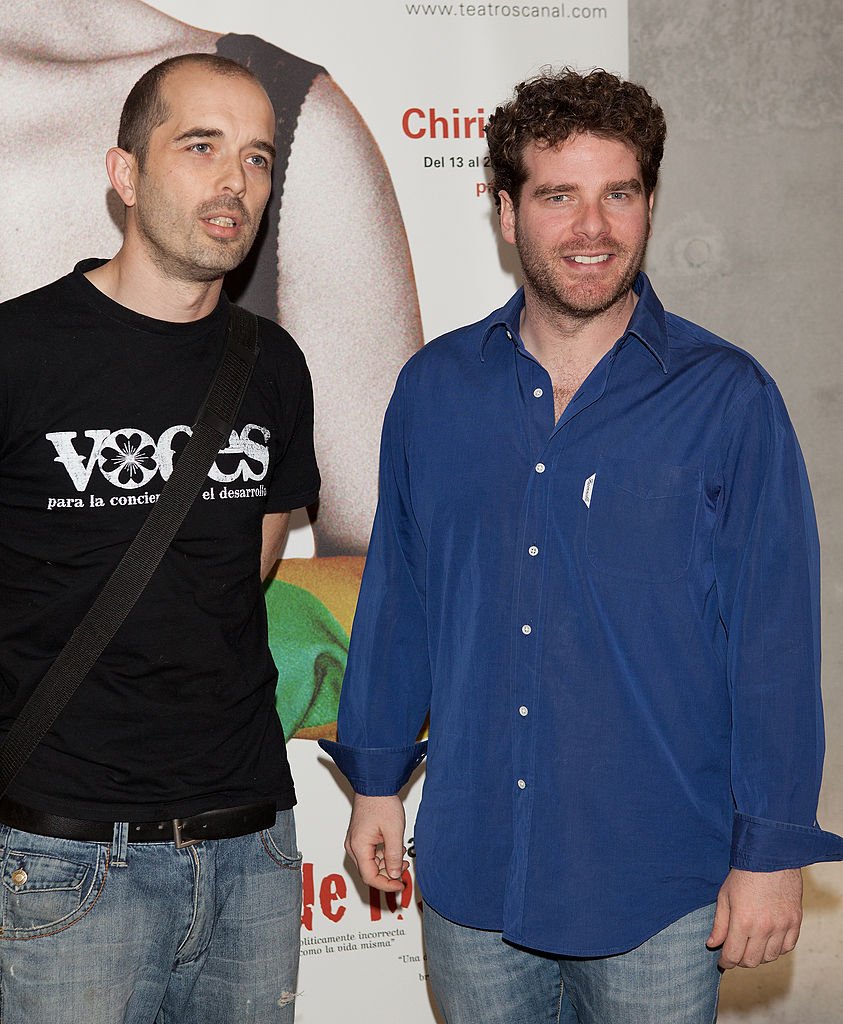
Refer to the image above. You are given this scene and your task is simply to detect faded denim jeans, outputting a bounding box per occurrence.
[0,810,301,1024]
[424,900,721,1024]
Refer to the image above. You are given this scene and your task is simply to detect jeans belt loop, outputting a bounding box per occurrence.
[111,821,130,866]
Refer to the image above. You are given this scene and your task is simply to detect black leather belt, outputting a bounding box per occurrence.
[0,796,276,849]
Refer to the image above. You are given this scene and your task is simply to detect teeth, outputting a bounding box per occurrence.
[570,254,610,264]
[208,217,235,227]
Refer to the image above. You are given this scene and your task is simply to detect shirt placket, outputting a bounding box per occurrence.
[505,340,619,935]
[506,347,556,929]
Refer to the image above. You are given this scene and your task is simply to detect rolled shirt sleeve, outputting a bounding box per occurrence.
[715,380,843,869]
[318,740,428,796]
[319,370,430,793]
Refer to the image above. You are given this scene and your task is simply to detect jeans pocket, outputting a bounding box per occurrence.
[585,457,701,582]
[0,832,108,939]
[259,810,302,870]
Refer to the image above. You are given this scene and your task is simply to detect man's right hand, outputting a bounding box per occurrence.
[345,793,408,892]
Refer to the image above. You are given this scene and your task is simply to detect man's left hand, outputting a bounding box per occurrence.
[706,867,803,969]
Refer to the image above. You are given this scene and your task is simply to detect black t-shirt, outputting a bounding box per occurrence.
[0,261,320,820]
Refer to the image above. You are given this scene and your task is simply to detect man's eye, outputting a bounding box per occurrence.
[608,192,628,200]
[247,154,269,169]
[189,143,212,154]
[548,194,571,203]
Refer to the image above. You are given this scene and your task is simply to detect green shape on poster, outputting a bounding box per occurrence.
[265,578,348,738]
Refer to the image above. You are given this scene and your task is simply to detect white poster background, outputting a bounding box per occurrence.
[144,2,627,1019]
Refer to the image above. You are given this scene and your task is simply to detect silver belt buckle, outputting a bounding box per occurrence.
[172,818,201,849]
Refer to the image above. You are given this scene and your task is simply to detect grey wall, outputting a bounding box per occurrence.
[630,1,843,1018]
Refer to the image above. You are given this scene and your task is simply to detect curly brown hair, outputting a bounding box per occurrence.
[485,67,666,210]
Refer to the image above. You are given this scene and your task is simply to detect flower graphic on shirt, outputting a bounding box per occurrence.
[98,429,158,489]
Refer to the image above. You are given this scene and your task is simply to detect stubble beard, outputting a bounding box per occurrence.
[516,222,648,322]
[134,184,261,284]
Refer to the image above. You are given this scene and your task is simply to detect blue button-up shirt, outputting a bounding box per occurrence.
[321,274,843,956]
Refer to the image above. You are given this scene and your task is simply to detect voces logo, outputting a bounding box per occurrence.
[46,424,270,492]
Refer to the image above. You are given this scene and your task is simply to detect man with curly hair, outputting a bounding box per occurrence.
[322,68,843,1022]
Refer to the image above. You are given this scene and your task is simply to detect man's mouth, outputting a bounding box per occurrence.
[566,254,611,264]
[205,216,237,227]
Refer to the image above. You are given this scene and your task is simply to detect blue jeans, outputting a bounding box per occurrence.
[423,901,721,1024]
[0,810,302,1024]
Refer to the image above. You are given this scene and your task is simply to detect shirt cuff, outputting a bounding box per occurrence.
[731,812,843,871]
[318,739,427,795]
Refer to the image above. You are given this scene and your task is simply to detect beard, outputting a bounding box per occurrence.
[133,186,261,284]
[515,222,648,321]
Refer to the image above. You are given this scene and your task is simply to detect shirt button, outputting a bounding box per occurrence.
[517,779,527,790]
[506,330,513,340]
[519,706,529,717]
[535,463,545,474]
[528,545,539,556]
[533,387,543,398]
[521,624,532,635]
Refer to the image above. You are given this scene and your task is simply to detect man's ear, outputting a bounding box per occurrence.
[647,189,655,239]
[499,190,517,245]
[105,147,138,208]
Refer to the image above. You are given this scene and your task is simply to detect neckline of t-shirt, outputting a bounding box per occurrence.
[70,259,230,340]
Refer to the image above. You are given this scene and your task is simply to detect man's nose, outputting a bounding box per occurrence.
[217,156,247,197]
[570,199,609,239]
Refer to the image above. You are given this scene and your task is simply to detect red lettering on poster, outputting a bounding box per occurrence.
[302,864,348,930]
[320,873,347,923]
[402,108,426,139]
[303,864,413,930]
[402,107,487,140]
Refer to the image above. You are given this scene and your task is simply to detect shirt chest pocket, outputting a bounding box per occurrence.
[585,457,701,583]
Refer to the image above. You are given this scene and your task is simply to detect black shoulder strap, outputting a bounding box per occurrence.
[0,304,260,797]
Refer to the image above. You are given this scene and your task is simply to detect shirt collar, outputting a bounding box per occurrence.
[479,288,527,361]
[479,273,670,374]
[626,273,670,373]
